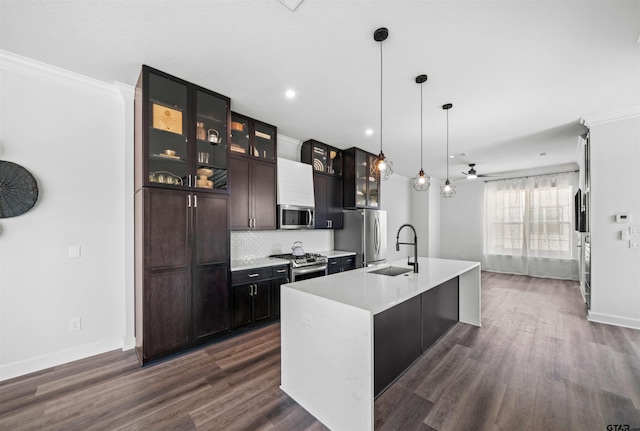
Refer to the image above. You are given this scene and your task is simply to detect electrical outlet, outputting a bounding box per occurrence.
[68,245,81,258]
[631,227,640,235]
[69,317,81,331]
[630,240,640,249]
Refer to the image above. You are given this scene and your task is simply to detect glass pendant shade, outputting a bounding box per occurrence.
[373,151,393,180]
[440,179,456,198]
[413,169,431,191]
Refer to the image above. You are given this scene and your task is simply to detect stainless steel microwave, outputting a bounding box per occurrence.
[278,205,315,229]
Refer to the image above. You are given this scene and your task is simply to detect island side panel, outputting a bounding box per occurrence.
[458,265,481,326]
[280,286,374,431]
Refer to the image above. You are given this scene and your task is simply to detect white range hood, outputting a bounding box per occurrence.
[277,157,315,207]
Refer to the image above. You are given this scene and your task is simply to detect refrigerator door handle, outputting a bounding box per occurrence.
[374,216,380,254]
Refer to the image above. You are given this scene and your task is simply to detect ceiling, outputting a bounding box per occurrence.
[1,0,639,180]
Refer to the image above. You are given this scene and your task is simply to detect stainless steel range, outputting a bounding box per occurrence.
[270,253,328,282]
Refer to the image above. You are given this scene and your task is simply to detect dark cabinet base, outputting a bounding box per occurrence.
[373,277,459,398]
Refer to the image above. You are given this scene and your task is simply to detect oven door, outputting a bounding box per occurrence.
[291,264,328,282]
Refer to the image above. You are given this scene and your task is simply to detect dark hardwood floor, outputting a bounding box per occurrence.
[2,272,639,430]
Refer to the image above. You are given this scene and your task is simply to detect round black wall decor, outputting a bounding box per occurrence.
[0,161,39,218]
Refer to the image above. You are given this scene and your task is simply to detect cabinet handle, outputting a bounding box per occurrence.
[331,261,338,265]
[276,268,287,273]
[187,195,192,208]
[249,218,252,228]
[193,195,197,208]
[188,175,192,188]
[248,273,260,278]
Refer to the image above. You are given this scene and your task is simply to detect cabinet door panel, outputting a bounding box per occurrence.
[422,277,459,352]
[313,175,328,229]
[373,295,422,398]
[253,281,272,322]
[232,284,253,328]
[229,156,251,230]
[194,265,229,340]
[252,160,277,230]
[146,189,189,269]
[145,270,190,358]
[272,276,288,318]
[327,175,343,229]
[195,194,229,264]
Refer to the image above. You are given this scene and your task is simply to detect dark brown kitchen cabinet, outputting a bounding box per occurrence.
[313,174,343,229]
[229,112,277,163]
[135,65,230,193]
[301,139,342,176]
[229,156,277,230]
[134,187,230,365]
[328,255,356,274]
[343,147,380,209]
[230,265,287,329]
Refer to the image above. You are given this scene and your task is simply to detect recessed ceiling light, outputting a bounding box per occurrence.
[285,89,296,99]
[365,129,374,136]
[449,155,455,158]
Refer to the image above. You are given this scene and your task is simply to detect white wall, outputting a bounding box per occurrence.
[439,180,484,262]
[588,112,640,329]
[428,182,442,258]
[381,174,412,263]
[0,51,133,380]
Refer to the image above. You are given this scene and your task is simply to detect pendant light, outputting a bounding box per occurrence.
[440,103,456,198]
[372,27,393,180]
[413,74,431,191]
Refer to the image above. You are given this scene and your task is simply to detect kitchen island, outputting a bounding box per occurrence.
[280,257,481,431]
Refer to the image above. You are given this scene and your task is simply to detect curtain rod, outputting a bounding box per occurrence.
[483,169,579,183]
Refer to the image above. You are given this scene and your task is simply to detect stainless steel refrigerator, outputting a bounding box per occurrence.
[334,209,387,267]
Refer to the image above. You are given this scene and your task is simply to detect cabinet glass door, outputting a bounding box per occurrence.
[254,122,276,162]
[147,72,189,187]
[230,113,250,156]
[355,150,368,207]
[195,89,228,190]
[312,143,328,174]
[367,153,379,207]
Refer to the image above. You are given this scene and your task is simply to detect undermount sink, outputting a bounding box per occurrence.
[368,266,413,276]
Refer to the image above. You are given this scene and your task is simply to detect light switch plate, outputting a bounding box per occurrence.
[621,229,630,240]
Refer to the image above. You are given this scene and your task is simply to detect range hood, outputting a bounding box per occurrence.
[277,157,315,207]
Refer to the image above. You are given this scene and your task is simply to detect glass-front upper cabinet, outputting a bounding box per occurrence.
[229,112,277,163]
[194,87,229,191]
[343,147,380,209]
[301,139,343,176]
[135,65,230,192]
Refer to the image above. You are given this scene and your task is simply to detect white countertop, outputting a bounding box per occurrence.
[230,250,356,271]
[282,257,480,314]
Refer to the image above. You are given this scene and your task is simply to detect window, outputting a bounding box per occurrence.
[485,174,573,260]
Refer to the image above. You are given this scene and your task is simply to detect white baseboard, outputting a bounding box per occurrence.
[0,337,127,382]
[587,311,640,330]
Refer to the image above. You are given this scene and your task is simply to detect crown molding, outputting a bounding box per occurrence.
[0,49,131,100]
[581,106,640,128]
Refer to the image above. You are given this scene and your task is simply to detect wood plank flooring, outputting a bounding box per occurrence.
[2,272,639,430]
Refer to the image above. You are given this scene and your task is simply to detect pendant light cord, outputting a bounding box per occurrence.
[379,41,383,154]
[446,108,450,180]
[420,83,423,170]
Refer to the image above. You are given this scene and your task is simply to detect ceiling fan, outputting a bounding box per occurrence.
[455,164,497,180]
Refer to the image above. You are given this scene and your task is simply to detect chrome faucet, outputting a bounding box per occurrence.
[395,223,419,273]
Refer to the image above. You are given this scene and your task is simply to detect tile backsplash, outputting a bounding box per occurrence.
[231,230,333,261]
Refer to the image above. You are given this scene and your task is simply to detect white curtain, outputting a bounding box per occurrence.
[483,172,578,279]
